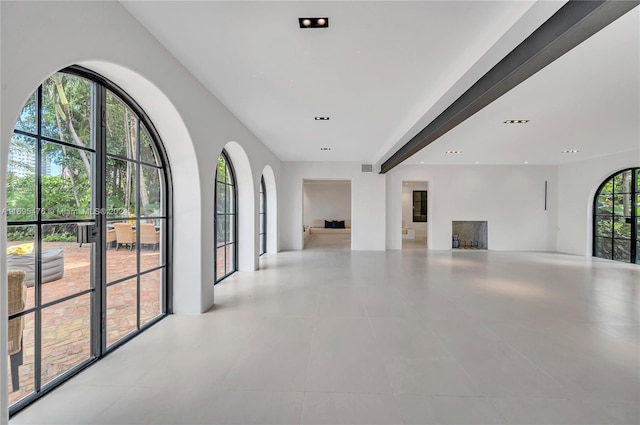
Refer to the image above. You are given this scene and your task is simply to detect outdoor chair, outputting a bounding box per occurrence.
[8,270,26,392]
[140,223,160,251]
[106,228,117,249]
[113,222,136,250]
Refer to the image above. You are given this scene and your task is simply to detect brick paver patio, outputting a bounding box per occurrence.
[7,241,162,406]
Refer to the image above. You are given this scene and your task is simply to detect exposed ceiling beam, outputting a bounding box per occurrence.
[380,0,639,174]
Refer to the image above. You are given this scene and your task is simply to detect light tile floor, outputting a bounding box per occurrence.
[10,249,640,424]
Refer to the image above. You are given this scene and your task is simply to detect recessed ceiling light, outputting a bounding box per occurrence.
[299,17,329,28]
[320,147,331,151]
[445,150,462,154]
[474,161,479,164]
[561,149,579,153]
[314,117,330,120]
[504,119,530,124]
[419,161,425,164]
[524,161,529,164]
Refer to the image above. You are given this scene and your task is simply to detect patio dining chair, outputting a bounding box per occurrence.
[140,223,160,251]
[113,222,136,250]
[8,270,26,392]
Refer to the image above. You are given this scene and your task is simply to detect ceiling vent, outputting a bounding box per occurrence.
[361,164,373,173]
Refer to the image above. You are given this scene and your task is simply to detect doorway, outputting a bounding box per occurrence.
[302,180,351,250]
[402,181,428,250]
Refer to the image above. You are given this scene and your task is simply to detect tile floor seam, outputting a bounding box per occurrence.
[299,291,322,425]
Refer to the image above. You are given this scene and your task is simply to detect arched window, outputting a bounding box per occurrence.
[259,176,267,256]
[215,151,237,282]
[6,66,171,412]
[593,168,639,264]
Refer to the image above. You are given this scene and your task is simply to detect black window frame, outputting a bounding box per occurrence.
[214,150,238,283]
[412,190,428,222]
[593,167,639,264]
[259,176,267,256]
[6,65,173,416]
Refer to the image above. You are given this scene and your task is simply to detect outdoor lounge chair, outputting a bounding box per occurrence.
[8,270,26,392]
[106,228,117,249]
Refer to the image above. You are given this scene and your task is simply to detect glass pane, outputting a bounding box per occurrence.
[7,312,35,406]
[596,195,613,215]
[595,216,612,237]
[613,216,631,239]
[15,92,37,134]
[216,247,226,280]
[595,237,612,259]
[41,142,93,219]
[599,179,613,195]
[41,294,91,385]
[226,164,233,185]
[217,156,227,183]
[140,219,163,272]
[140,270,162,326]
[260,234,266,255]
[140,165,162,217]
[106,221,138,283]
[613,193,632,217]
[41,73,93,148]
[41,223,92,305]
[227,184,235,214]
[259,214,265,234]
[259,190,265,213]
[613,170,632,193]
[228,215,235,244]
[226,243,235,274]
[216,181,225,214]
[7,135,36,222]
[139,125,159,166]
[106,91,138,159]
[107,278,138,347]
[216,214,227,247]
[7,225,36,311]
[106,157,136,219]
[613,239,631,263]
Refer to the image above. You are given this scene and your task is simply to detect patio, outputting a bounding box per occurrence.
[7,241,162,406]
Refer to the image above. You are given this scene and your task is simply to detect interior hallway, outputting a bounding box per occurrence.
[10,249,639,425]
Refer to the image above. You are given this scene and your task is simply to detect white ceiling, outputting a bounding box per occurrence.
[121,1,639,167]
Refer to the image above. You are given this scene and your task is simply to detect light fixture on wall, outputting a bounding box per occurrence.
[504,119,530,124]
[299,17,329,28]
[314,117,330,120]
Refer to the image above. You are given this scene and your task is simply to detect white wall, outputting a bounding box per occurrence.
[387,165,558,251]
[281,162,385,251]
[557,150,640,256]
[1,2,282,418]
[303,181,351,226]
[402,182,429,238]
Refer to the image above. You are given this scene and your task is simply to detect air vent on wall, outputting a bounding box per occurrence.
[361,164,373,173]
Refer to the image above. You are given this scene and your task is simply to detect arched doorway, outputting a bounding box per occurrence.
[5,66,172,412]
[593,168,639,263]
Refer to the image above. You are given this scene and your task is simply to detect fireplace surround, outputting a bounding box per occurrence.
[452,221,488,249]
